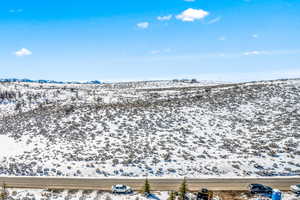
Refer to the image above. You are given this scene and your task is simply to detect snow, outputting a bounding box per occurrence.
[249,193,300,200]
[6,189,172,200]
[5,189,300,200]
[0,79,299,178]
[0,135,32,158]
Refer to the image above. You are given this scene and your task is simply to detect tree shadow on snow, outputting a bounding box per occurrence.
[146,193,160,200]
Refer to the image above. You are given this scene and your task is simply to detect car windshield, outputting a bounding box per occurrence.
[116,186,125,189]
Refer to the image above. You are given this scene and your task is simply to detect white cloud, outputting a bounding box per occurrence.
[157,15,172,21]
[9,9,23,13]
[137,22,149,29]
[176,8,209,22]
[150,50,160,55]
[164,48,171,53]
[206,17,221,24]
[271,70,300,78]
[244,49,300,56]
[218,36,226,41]
[184,0,196,2]
[150,48,172,55]
[243,51,261,55]
[252,34,259,38]
[14,48,32,56]
[243,50,267,56]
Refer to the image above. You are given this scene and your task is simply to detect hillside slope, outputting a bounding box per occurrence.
[0,79,299,177]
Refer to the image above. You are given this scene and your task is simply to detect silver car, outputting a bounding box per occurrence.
[112,184,133,194]
[290,184,300,194]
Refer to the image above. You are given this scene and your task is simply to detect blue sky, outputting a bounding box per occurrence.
[0,0,300,82]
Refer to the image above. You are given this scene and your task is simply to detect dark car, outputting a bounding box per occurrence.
[249,184,273,194]
[197,188,213,200]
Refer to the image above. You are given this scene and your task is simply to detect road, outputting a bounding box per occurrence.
[0,176,299,191]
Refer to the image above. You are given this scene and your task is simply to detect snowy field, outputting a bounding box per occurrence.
[0,79,299,177]
[4,188,300,200]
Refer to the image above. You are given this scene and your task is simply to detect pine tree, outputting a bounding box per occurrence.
[0,183,7,200]
[142,178,151,195]
[178,178,188,200]
[168,191,176,200]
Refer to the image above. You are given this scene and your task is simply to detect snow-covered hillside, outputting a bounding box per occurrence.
[0,79,299,177]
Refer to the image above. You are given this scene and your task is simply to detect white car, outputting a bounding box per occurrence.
[290,184,300,193]
[112,184,133,194]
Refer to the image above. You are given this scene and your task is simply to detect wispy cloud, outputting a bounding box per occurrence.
[243,49,300,56]
[218,36,226,41]
[111,49,300,70]
[164,48,171,53]
[9,9,23,13]
[271,69,300,78]
[176,8,209,22]
[150,50,161,55]
[184,0,196,2]
[252,34,259,39]
[243,50,263,56]
[146,49,300,61]
[157,15,172,21]
[206,17,221,24]
[14,48,32,57]
[136,22,149,29]
[150,48,172,55]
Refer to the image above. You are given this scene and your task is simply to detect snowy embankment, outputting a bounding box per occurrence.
[4,189,300,200]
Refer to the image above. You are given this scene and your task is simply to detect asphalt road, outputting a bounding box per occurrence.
[0,176,299,191]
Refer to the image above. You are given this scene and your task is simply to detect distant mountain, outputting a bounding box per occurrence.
[0,78,102,84]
